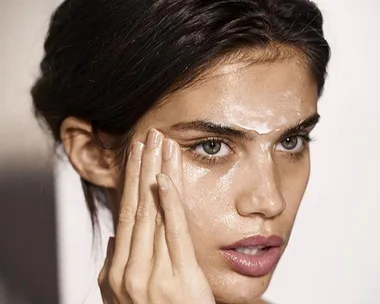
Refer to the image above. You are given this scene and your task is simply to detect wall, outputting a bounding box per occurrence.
[0,1,59,303]
[266,1,380,302]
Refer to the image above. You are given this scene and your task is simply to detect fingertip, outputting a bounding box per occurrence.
[132,142,145,158]
[162,138,174,162]
[156,173,169,192]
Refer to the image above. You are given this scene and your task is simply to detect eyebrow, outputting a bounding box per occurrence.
[281,113,320,138]
[170,113,320,140]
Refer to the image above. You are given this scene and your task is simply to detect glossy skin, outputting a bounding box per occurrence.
[61,52,319,303]
[98,132,216,304]
[129,56,318,303]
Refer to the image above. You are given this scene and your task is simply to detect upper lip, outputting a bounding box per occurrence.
[222,235,284,250]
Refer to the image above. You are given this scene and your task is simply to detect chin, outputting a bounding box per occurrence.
[209,270,274,304]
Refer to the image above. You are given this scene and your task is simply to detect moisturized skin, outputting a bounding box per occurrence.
[61,51,319,303]
[126,55,319,303]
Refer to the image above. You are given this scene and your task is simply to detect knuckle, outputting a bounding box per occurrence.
[155,211,164,226]
[124,272,145,296]
[107,266,122,292]
[165,229,181,242]
[161,201,175,213]
[98,269,106,288]
[118,206,136,224]
[135,203,153,222]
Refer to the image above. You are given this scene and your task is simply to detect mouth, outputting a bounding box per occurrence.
[221,235,283,277]
[233,245,271,256]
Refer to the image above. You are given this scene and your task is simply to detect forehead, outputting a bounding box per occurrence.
[139,56,318,131]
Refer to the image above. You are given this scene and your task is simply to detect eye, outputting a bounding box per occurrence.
[194,139,231,157]
[275,136,305,153]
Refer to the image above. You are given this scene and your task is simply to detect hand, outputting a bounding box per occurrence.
[98,129,215,304]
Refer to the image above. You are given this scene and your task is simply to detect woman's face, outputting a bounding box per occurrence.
[126,54,318,303]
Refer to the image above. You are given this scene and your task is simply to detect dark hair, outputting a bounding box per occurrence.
[31,0,330,223]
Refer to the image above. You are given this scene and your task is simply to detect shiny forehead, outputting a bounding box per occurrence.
[139,53,318,136]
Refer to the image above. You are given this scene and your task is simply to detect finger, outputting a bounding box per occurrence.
[128,129,163,264]
[161,139,183,197]
[111,142,144,278]
[99,237,114,286]
[99,238,120,304]
[153,207,172,271]
[153,138,182,270]
[156,174,198,270]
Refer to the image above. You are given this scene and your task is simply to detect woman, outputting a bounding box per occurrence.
[31,0,330,303]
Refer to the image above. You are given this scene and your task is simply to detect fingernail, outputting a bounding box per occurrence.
[147,129,160,148]
[162,139,174,161]
[131,142,144,158]
[156,174,169,192]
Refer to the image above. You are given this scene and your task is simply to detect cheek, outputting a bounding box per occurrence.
[180,161,238,236]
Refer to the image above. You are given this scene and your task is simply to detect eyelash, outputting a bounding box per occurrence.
[184,137,233,165]
[183,134,314,165]
[280,134,314,161]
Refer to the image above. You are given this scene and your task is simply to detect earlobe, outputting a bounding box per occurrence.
[60,117,120,189]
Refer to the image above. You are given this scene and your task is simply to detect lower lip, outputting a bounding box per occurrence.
[221,247,282,277]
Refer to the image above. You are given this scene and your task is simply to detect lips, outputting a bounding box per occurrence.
[221,235,283,277]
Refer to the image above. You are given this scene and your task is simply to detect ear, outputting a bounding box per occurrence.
[60,117,120,189]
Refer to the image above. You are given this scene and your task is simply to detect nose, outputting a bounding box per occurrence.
[235,155,286,219]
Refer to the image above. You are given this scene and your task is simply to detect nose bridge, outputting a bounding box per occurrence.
[236,148,285,218]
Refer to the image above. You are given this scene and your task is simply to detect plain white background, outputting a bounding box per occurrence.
[52,0,380,303]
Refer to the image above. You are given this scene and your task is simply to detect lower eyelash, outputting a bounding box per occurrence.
[182,137,232,165]
[187,149,229,165]
[286,147,308,161]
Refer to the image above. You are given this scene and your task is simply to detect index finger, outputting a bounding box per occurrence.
[112,142,144,269]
